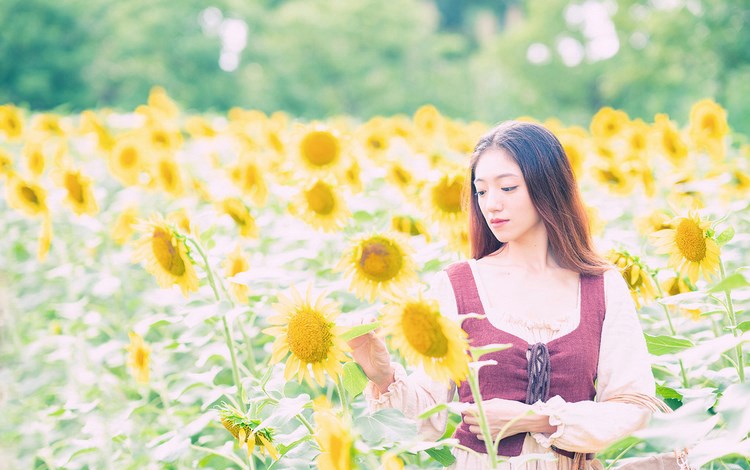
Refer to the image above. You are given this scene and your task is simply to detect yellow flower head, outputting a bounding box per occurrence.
[391,215,431,241]
[427,172,466,230]
[654,114,688,165]
[651,212,721,284]
[337,232,418,302]
[625,119,652,157]
[111,206,140,245]
[381,292,470,384]
[296,125,345,175]
[224,245,250,305]
[132,214,200,297]
[151,153,184,197]
[557,127,588,178]
[385,161,416,196]
[37,216,53,262]
[343,160,363,193]
[592,162,636,195]
[127,331,151,384]
[0,104,24,140]
[590,107,630,140]
[23,141,46,177]
[57,167,98,216]
[689,99,729,160]
[382,452,405,470]
[110,135,145,186]
[263,286,350,387]
[31,113,66,137]
[5,175,48,217]
[218,198,258,238]
[166,208,194,236]
[0,147,14,179]
[358,117,391,161]
[607,250,659,309]
[288,179,350,232]
[217,402,279,461]
[635,209,673,237]
[147,86,181,120]
[185,116,217,139]
[228,157,268,206]
[313,404,354,470]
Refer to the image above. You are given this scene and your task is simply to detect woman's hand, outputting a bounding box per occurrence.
[463,398,557,441]
[347,330,394,393]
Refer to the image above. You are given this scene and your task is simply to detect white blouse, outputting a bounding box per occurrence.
[364,261,656,470]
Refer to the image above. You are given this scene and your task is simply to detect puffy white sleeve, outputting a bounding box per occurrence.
[362,270,457,440]
[530,269,657,453]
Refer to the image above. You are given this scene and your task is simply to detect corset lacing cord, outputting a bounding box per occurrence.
[526,342,550,404]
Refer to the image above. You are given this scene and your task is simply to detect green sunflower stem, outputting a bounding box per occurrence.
[653,279,690,388]
[467,367,499,468]
[719,259,745,383]
[336,374,349,417]
[187,236,248,409]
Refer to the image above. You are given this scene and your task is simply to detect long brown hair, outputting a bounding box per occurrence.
[464,121,608,276]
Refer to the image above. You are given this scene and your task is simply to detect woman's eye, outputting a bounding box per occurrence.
[501,186,518,192]
[474,190,486,197]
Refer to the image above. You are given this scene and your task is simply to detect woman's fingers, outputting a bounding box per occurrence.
[463,414,478,425]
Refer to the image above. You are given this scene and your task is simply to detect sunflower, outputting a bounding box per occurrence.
[381,453,405,470]
[289,180,350,232]
[217,402,279,460]
[557,127,588,177]
[651,212,721,284]
[38,216,53,262]
[592,162,636,195]
[166,208,194,236]
[132,214,200,297]
[608,250,659,309]
[58,167,98,216]
[446,225,471,258]
[590,107,629,141]
[336,232,418,302]
[23,141,46,177]
[391,215,431,241]
[313,404,354,470]
[111,206,139,245]
[358,117,391,161]
[0,104,23,140]
[79,111,115,152]
[343,160,363,193]
[688,99,729,161]
[654,114,688,166]
[5,175,48,217]
[296,125,345,175]
[426,172,466,230]
[585,205,606,237]
[152,153,184,197]
[381,292,470,384]
[127,331,150,384]
[660,275,700,320]
[385,161,416,195]
[635,209,673,237]
[32,113,65,137]
[147,86,181,120]
[262,286,350,386]
[0,147,14,179]
[110,136,145,186]
[185,116,218,139]
[224,245,250,305]
[218,198,258,238]
[228,157,268,206]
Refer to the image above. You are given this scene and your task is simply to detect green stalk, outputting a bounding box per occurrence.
[653,280,690,388]
[187,236,248,410]
[467,367,498,468]
[336,374,349,417]
[719,259,745,383]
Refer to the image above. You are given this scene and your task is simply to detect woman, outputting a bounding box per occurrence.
[349,121,658,469]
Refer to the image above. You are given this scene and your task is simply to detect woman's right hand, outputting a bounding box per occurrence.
[347,330,395,393]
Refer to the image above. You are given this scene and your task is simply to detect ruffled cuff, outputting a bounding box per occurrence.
[363,362,408,406]
[530,395,566,448]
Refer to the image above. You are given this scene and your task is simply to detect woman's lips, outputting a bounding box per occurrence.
[490,218,509,227]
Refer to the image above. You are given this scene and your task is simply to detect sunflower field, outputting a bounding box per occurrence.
[1,89,749,470]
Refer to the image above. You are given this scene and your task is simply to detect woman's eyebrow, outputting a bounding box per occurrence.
[474,173,519,183]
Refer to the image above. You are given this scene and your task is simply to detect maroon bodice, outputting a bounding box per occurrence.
[446,262,605,458]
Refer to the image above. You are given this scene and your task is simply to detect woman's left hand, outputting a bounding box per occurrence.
[463,398,556,441]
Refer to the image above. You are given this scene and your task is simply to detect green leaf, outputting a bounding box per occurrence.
[470,343,512,359]
[340,321,380,342]
[656,385,683,400]
[707,272,750,293]
[425,446,456,466]
[715,226,735,246]
[417,403,448,420]
[354,409,417,445]
[342,362,369,398]
[644,334,694,356]
[735,321,750,333]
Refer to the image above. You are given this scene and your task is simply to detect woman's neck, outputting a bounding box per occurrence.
[492,225,557,274]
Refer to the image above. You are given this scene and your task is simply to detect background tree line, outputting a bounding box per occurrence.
[1,0,748,131]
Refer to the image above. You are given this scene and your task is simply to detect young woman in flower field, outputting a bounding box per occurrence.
[350,121,661,469]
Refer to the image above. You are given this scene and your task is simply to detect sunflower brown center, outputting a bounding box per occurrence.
[433,178,463,214]
[20,185,40,206]
[287,308,333,363]
[675,219,707,262]
[358,238,403,282]
[306,182,335,215]
[134,347,148,369]
[160,161,175,187]
[301,131,339,167]
[64,173,84,203]
[701,115,717,136]
[152,227,186,276]
[623,265,643,288]
[120,147,137,168]
[402,303,449,358]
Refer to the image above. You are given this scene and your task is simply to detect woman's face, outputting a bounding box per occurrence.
[473,148,543,244]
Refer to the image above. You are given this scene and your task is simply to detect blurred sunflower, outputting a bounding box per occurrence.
[651,212,720,284]
[381,453,405,470]
[313,404,354,470]
[111,206,139,245]
[110,136,145,186]
[31,113,65,138]
[635,209,673,237]
[218,198,258,238]
[384,161,415,195]
[590,107,629,141]
[358,117,391,161]
[337,233,418,302]
[427,172,465,229]
[625,119,652,157]
[217,402,279,460]
[185,116,217,139]
[391,215,431,241]
[5,175,48,217]
[223,245,250,305]
[592,163,636,195]
[79,110,115,152]
[228,158,268,206]
[0,148,14,179]
[152,153,185,197]
[132,214,199,297]
[58,167,98,216]
[557,127,588,177]
[343,160,363,193]
[289,180,350,232]
[127,331,150,384]
[23,141,46,177]
[446,226,471,258]
[688,99,728,161]
[660,275,700,320]
[166,208,194,236]
[381,292,470,384]
[147,86,181,120]
[654,114,688,166]
[0,104,23,139]
[296,125,345,175]
[608,250,659,308]
[263,286,349,386]
[37,216,53,262]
